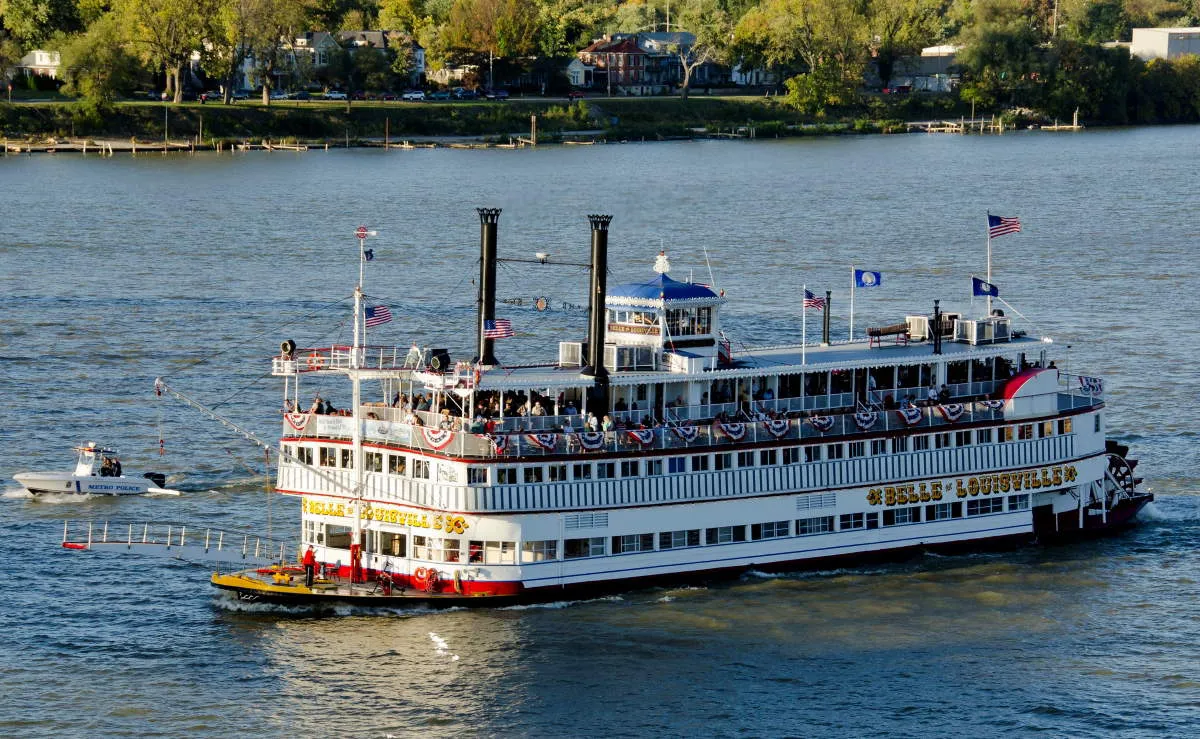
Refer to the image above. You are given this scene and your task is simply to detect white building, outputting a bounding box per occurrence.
[18,50,61,79]
[1130,27,1200,61]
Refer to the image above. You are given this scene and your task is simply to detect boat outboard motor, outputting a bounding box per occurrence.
[143,472,167,488]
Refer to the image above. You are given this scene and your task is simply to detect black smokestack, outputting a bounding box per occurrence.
[476,207,501,366]
[822,290,832,345]
[584,214,612,383]
[933,299,942,355]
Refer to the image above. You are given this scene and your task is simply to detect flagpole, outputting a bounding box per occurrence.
[986,213,993,317]
[849,265,856,342]
[802,283,807,365]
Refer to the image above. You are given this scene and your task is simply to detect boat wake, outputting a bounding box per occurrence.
[498,594,625,611]
[1137,500,1199,522]
[210,591,465,617]
[1,487,33,499]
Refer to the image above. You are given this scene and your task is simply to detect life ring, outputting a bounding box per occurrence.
[306,352,326,369]
[412,567,429,589]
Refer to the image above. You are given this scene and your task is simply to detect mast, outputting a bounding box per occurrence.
[349,226,371,583]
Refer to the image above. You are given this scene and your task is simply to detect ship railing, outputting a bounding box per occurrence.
[61,520,291,566]
[273,345,416,375]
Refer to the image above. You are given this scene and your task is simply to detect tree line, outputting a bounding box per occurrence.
[2,0,1200,124]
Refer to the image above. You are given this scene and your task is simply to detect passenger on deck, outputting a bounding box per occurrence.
[99,457,113,477]
[601,415,614,432]
[883,393,897,410]
[938,384,951,402]
[585,412,599,432]
[531,401,545,416]
[926,385,938,406]
[565,401,578,415]
[309,396,322,414]
[615,398,628,412]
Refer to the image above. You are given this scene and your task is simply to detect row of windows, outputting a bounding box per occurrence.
[310,495,1033,564]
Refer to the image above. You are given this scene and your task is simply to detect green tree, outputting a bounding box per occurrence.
[59,12,139,104]
[954,0,1045,108]
[0,0,83,47]
[671,0,733,100]
[869,0,945,89]
[243,0,308,104]
[116,0,215,102]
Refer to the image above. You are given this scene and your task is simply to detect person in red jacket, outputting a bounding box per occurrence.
[302,545,317,587]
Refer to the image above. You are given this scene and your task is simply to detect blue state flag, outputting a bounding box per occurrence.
[363,248,375,261]
[972,277,999,297]
[854,269,882,288]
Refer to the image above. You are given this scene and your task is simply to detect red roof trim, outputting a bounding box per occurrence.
[1001,368,1050,400]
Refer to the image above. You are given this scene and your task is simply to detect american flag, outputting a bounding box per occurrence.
[365,305,392,327]
[803,289,826,310]
[988,214,1021,238]
[484,318,514,338]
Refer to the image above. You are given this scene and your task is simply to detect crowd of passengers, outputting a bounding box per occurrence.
[285,356,1058,433]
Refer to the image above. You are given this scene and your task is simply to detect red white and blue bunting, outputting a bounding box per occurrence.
[1079,375,1104,394]
[488,434,508,454]
[763,419,791,438]
[577,431,606,450]
[284,412,311,431]
[627,429,656,447]
[937,403,965,423]
[896,406,924,426]
[854,410,878,431]
[524,433,557,451]
[809,415,835,433]
[716,421,746,441]
[421,427,454,451]
[671,424,699,442]
[982,399,1005,410]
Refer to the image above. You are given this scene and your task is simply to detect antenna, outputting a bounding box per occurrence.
[702,245,718,292]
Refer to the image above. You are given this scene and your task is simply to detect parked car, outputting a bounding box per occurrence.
[567,90,585,100]
[401,90,425,101]
[292,90,310,101]
[380,91,398,101]
[200,91,222,102]
[351,90,367,100]
[269,89,287,100]
[231,89,250,100]
[325,90,347,100]
[429,90,451,101]
[452,87,477,100]
[484,88,509,100]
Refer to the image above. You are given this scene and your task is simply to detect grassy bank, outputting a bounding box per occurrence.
[0,95,978,144]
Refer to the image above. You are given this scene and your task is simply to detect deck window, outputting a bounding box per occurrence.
[521,540,558,562]
[870,439,887,455]
[826,444,844,460]
[364,451,383,472]
[548,464,567,482]
[573,463,593,480]
[804,446,821,463]
[468,540,515,564]
[659,529,701,549]
[1018,424,1034,440]
[319,446,337,467]
[977,428,994,444]
[705,525,746,544]
[796,516,834,535]
[497,467,518,484]
[955,431,972,447]
[1040,421,1054,438]
[1057,418,1072,435]
[668,457,686,474]
[326,524,352,548]
[760,449,778,466]
[564,537,606,559]
[691,455,710,472]
[597,462,616,479]
[839,513,865,531]
[783,447,802,465]
[389,454,407,476]
[613,533,655,553]
[913,436,930,451]
[750,521,789,540]
[893,436,910,452]
[934,432,951,449]
[295,446,313,466]
[1008,494,1030,511]
[926,503,955,521]
[413,535,460,563]
[523,466,544,483]
[340,449,353,468]
[883,506,920,526]
[620,460,640,477]
[848,441,865,458]
[967,498,1005,516]
[381,531,406,557]
[412,459,430,479]
[646,459,663,475]
[714,453,733,471]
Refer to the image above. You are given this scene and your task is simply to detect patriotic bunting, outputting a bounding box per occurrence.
[627,429,656,446]
[525,433,557,451]
[808,415,835,433]
[854,410,878,431]
[937,403,965,423]
[284,412,311,431]
[716,421,746,441]
[763,419,791,438]
[487,434,508,454]
[982,400,1005,410]
[577,431,607,450]
[421,427,454,450]
[896,406,924,426]
[671,424,699,442]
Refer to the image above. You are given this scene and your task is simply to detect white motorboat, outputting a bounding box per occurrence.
[14,442,181,496]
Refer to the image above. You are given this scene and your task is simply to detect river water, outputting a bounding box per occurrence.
[1,128,1198,737]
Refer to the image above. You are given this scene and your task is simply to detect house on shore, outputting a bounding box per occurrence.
[1130,27,1200,60]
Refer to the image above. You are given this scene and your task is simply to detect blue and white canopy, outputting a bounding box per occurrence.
[607,273,726,309]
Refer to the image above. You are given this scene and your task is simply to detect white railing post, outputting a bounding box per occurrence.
[204,529,211,552]
[143,523,149,543]
[180,526,186,547]
[102,521,108,543]
[63,520,69,544]
[166,526,172,549]
[87,522,93,547]
[218,531,224,552]
[128,523,133,548]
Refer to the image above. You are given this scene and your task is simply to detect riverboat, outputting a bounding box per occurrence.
[71,210,1152,607]
[17,443,179,496]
